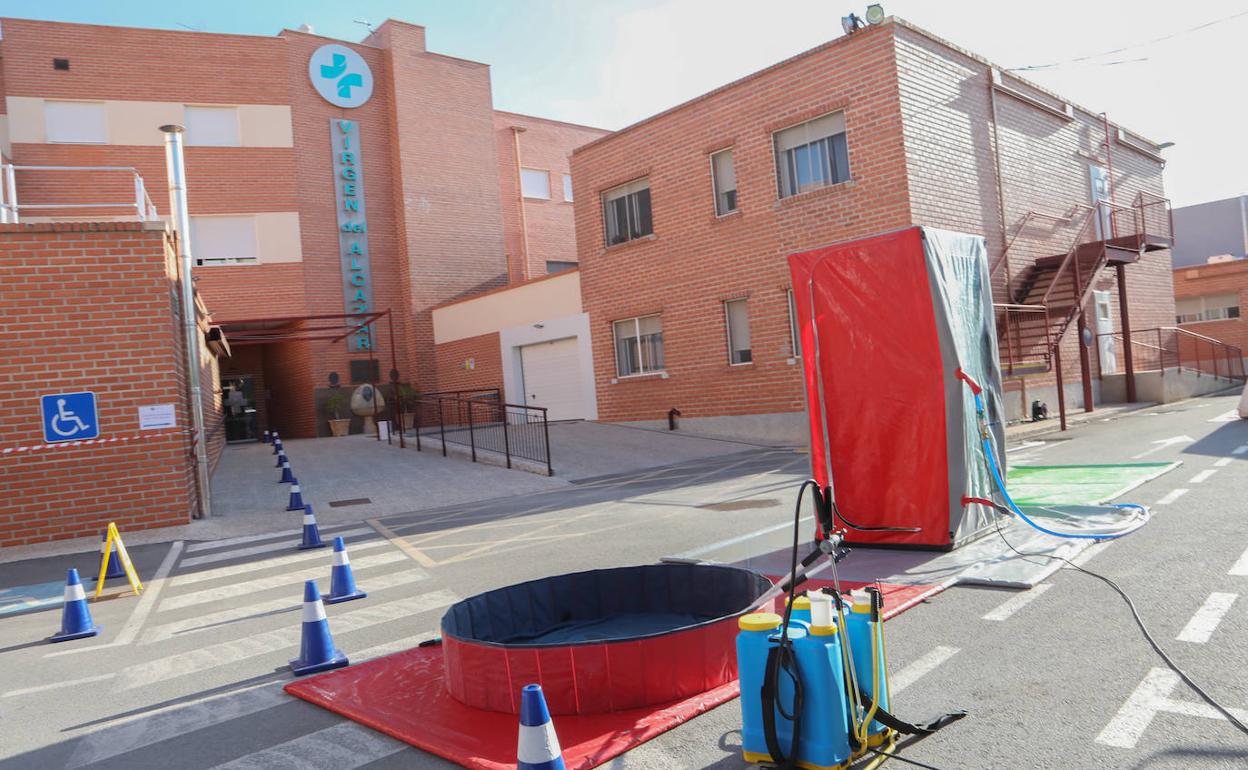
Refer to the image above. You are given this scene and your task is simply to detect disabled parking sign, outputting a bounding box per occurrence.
[40,392,99,443]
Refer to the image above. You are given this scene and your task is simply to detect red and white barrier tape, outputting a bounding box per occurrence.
[1,429,186,456]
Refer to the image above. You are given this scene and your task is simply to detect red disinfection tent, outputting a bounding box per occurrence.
[789,227,1007,548]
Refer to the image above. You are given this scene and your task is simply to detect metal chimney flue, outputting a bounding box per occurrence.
[161,124,213,519]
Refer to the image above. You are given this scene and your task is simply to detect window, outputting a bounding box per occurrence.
[787,289,802,357]
[521,168,550,199]
[775,112,849,198]
[711,149,738,215]
[1176,294,1241,324]
[724,299,752,364]
[602,178,653,246]
[614,315,664,376]
[546,260,577,274]
[563,174,574,202]
[184,106,240,147]
[45,101,107,143]
[191,215,259,265]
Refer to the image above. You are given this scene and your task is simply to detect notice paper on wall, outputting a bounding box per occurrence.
[138,403,177,430]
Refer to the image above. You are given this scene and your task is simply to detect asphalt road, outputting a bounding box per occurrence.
[0,393,1245,769]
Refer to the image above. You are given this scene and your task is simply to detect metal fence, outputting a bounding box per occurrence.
[405,391,552,475]
[1096,326,1246,382]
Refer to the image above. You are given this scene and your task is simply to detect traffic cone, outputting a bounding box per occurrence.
[517,684,565,770]
[50,569,101,643]
[289,580,349,675]
[279,459,295,484]
[100,532,125,580]
[298,504,326,550]
[275,449,287,468]
[272,436,282,455]
[285,478,305,511]
[325,537,367,604]
[262,430,271,444]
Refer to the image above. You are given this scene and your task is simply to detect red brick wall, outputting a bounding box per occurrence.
[573,23,911,424]
[495,112,608,282]
[0,222,216,546]
[432,332,504,394]
[1173,260,1248,363]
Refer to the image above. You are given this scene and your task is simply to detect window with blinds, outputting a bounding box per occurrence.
[774,112,849,199]
[725,298,752,364]
[602,178,653,246]
[613,314,664,376]
[711,149,738,215]
[1176,293,1241,323]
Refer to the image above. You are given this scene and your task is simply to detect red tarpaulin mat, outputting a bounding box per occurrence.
[284,645,741,770]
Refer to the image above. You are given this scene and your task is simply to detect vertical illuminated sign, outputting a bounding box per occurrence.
[330,119,372,351]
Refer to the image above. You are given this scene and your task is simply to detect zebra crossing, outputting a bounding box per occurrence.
[47,521,456,769]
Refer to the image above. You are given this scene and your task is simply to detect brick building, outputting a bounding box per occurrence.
[0,222,225,546]
[570,17,1179,442]
[0,17,604,440]
[1173,259,1248,372]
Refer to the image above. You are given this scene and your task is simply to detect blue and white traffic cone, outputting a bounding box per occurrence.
[279,459,295,484]
[517,684,565,770]
[325,537,367,604]
[272,436,282,455]
[262,430,271,444]
[50,569,101,643]
[275,449,287,468]
[100,532,125,580]
[298,504,326,550]
[289,580,349,675]
[285,478,305,512]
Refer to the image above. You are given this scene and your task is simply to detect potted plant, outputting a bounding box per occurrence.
[324,389,351,437]
[395,384,420,431]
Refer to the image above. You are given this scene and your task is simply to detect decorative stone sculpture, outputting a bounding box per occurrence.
[350,383,386,434]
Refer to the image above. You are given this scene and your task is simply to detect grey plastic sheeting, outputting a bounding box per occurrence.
[920,228,1007,546]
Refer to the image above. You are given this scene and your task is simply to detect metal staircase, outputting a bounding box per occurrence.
[992,191,1174,379]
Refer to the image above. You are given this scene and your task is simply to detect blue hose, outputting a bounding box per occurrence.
[974,392,1144,540]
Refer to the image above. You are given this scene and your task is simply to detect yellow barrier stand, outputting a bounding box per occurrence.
[94,522,143,598]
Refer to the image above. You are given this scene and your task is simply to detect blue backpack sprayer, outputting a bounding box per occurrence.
[735,481,966,769]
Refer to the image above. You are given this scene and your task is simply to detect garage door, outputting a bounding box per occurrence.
[520,337,585,421]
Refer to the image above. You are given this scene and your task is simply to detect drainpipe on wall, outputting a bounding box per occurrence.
[510,125,531,284]
[161,124,213,519]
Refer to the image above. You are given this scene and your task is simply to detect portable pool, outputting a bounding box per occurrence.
[440,563,772,715]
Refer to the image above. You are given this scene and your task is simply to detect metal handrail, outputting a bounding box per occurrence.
[408,392,552,474]
[1095,326,1245,381]
[0,164,159,223]
[993,302,1051,376]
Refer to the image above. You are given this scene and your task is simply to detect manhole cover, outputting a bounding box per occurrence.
[697,498,779,512]
[328,498,371,508]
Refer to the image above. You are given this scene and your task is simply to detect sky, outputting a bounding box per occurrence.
[8,0,1245,207]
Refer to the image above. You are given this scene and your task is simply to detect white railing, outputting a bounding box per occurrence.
[0,164,159,224]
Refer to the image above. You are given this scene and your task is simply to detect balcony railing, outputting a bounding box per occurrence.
[0,164,159,224]
[1096,327,1246,382]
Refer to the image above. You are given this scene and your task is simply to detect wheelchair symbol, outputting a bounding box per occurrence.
[51,398,91,437]
[40,392,99,443]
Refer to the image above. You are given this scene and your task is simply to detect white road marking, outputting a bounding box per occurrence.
[1070,541,1113,567]
[1209,410,1239,423]
[117,589,457,690]
[158,551,410,613]
[1177,592,1238,644]
[1097,668,1248,748]
[1214,457,1233,467]
[43,541,185,659]
[2,672,117,698]
[982,583,1054,621]
[177,527,374,569]
[1189,469,1218,484]
[64,631,437,769]
[141,567,428,644]
[1155,488,1189,505]
[1131,435,1193,460]
[184,523,370,553]
[889,646,959,694]
[170,539,391,587]
[1231,544,1248,577]
[1233,445,1248,456]
[676,517,813,560]
[206,721,406,769]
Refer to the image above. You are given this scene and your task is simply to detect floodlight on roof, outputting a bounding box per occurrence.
[865,4,886,24]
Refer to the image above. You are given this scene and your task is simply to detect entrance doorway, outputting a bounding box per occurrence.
[222,375,259,442]
[519,337,587,421]
[1094,290,1116,375]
